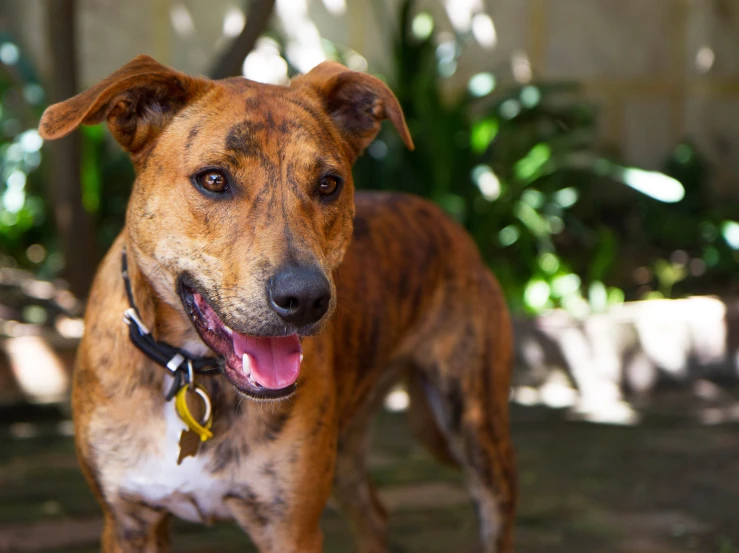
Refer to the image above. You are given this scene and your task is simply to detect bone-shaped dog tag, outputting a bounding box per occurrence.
[174,384,213,464]
[177,429,201,464]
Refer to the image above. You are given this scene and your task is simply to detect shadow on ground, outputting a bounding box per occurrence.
[1,390,738,553]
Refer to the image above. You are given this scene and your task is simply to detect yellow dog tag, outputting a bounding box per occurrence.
[174,384,213,442]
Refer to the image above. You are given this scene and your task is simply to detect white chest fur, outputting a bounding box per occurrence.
[110,401,235,523]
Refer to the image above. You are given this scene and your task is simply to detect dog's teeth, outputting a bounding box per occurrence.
[223,324,233,336]
[242,353,251,375]
[246,371,259,386]
[299,354,304,363]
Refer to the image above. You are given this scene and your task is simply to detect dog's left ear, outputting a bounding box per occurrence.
[292,61,414,160]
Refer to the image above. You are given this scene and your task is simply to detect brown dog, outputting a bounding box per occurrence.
[38,55,516,552]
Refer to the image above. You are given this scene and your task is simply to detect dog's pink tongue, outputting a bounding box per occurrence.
[232,333,301,389]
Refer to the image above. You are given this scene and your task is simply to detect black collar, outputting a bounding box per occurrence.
[121,247,220,400]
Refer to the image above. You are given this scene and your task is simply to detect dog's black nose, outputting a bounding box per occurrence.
[268,265,331,326]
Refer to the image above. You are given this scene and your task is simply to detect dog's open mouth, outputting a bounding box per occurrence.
[179,281,301,400]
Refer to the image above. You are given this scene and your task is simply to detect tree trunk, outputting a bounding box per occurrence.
[210,0,276,79]
[45,0,96,299]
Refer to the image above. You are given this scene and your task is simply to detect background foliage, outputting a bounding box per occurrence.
[351,1,739,314]
[1,1,738,315]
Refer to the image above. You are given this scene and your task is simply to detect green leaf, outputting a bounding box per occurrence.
[514,143,551,182]
[470,117,499,154]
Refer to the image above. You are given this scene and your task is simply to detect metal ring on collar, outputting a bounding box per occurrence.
[192,385,212,424]
[187,359,195,391]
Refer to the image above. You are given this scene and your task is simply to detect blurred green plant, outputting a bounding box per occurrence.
[79,124,134,252]
[0,36,50,271]
[0,36,133,279]
[344,0,738,314]
[3,5,739,313]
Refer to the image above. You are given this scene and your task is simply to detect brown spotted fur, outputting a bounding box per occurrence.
[39,56,516,553]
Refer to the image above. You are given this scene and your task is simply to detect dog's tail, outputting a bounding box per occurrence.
[406,369,459,468]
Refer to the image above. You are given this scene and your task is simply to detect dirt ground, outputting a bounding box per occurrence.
[1,390,738,553]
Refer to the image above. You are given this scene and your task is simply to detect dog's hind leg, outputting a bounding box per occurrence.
[411,281,516,552]
[458,377,517,553]
[333,415,388,553]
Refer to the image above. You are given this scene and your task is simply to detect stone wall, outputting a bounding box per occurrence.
[4,0,739,199]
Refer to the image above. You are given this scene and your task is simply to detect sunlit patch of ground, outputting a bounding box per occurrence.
[1,390,738,553]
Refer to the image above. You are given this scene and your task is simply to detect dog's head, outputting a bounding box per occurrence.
[39,55,412,400]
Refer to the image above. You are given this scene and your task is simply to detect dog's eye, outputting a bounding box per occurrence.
[196,170,229,194]
[318,176,342,199]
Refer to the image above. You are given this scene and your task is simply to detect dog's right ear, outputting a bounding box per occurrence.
[39,55,213,156]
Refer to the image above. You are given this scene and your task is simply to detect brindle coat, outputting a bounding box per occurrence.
[39,56,516,553]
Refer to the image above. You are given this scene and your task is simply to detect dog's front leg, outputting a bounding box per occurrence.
[100,498,171,553]
[224,448,334,553]
[226,494,324,553]
[226,406,336,551]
